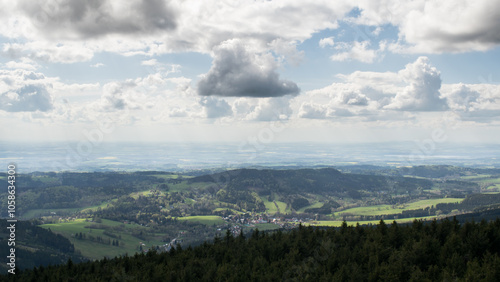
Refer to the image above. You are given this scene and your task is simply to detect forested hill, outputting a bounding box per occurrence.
[189,167,432,194]
[5,219,500,281]
[0,219,84,271]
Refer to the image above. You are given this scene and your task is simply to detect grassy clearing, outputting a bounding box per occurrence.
[151,174,181,180]
[212,208,244,214]
[461,174,491,180]
[260,196,278,214]
[177,215,225,226]
[297,202,324,213]
[311,216,439,227]
[129,189,167,199]
[275,201,287,214]
[479,177,500,184]
[40,218,161,260]
[336,198,463,217]
[167,181,212,192]
[336,205,399,216]
[404,198,463,209]
[21,207,82,219]
[80,201,117,213]
[22,200,118,219]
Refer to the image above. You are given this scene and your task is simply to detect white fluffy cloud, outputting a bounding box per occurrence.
[197,39,300,98]
[319,37,335,48]
[384,57,447,111]
[0,69,54,112]
[231,96,293,121]
[297,83,378,119]
[441,83,480,112]
[3,41,96,63]
[330,41,378,63]
[296,56,493,121]
[199,97,232,119]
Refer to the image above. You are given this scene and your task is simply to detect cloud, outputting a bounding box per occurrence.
[199,97,232,119]
[141,59,159,66]
[98,77,163,111]
[441,83,480,112]
[439,83,500,123]
[4,58,39,71]
[330,41,378,63]
[167,107,189,118]
[297,83,377,119]
[0,84,53,112]
[356,0,500,53]
[336,90,369,106]
[197,40,300,98]
[268,39,304,66]
[0,0,356,63]
[296,57,466,121]
[298,102,327,119]
[232,96,293,121]
[384,57,447,111]
[2,41,95,63]
[319,37,335,48]
[0,69,53,112]
[90,63,105,68]
[16,0,176,40]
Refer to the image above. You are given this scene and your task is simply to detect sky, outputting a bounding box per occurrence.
[0,0,500,147]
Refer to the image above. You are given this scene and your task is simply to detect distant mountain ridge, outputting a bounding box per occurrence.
[190,167,433,195]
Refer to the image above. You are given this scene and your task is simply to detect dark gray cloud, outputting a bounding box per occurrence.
[18,0,176,39]
[0,84,53,112]
[197,41,300,98]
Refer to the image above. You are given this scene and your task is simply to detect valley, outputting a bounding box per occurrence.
[1,165,500,264]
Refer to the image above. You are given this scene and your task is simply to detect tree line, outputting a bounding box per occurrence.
[5,217,500,281]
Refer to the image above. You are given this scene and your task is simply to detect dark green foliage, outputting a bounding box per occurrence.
[291,198,309,210]
[190,168,432,196]
[5,218,500,281]
[304,201,340,214]
[0,219,83,271]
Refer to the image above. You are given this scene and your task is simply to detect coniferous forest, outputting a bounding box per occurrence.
[4,218,500,281]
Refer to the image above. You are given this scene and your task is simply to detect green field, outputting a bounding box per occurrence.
[151,174,182,180]
[275,201,288,213]
[336,205,398,216]
[177,215,225,226]
[80,200,117,213]
[297,202,324,213]
[41,218,162,259]
[312,215,439,227]
[166,181,212,192]
[21,200,117,219]
[336,198,463,217]
[212,207,245,214]
[476,177,500,184]
[405,198,463,209]
[460,174,492,180]
[260,196,278,214]
[21,207,83,219]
